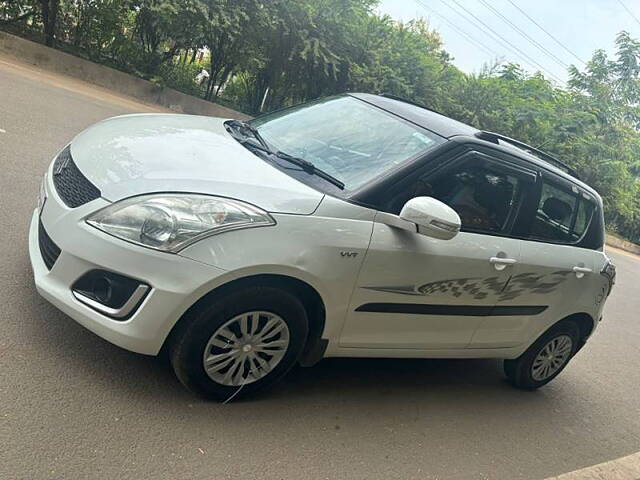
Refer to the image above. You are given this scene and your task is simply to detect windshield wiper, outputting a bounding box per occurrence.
[225,121,345,190]
[225,120,270,150]
[272,150,345,190]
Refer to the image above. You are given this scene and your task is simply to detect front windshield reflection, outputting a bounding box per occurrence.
[252,96,444,190]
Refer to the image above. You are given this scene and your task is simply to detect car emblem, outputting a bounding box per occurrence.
[53,154,71,176]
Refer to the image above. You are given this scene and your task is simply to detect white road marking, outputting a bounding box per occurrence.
[546,451,640,479]
[0,128,6,133]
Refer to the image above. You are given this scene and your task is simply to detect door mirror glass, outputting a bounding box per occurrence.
[399,196,461,240]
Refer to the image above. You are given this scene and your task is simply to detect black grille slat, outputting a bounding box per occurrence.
[52,145,101,208]
[38,220,61,270]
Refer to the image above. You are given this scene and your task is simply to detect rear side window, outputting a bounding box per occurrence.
[530,181,594,243]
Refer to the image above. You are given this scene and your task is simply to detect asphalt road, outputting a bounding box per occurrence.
[1,55,640,480]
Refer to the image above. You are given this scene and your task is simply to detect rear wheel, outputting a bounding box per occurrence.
[504,320,580,390]
[170,286,308,401]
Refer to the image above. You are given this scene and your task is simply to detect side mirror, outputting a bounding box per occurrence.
[399,197,461,240]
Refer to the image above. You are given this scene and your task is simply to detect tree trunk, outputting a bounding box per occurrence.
[205,74,215,101]
[162,44,179,63]
[205,61,225,101]
[40,0,49,40]
[41,0,59,47]
[213,66,233,100]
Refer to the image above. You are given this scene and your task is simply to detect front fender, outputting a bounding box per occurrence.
[179,212,374,340]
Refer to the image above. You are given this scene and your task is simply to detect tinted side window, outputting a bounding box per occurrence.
[385,157,525,235]
[429,163,522,234]
[530,181,594,243]
[573,197,594,239]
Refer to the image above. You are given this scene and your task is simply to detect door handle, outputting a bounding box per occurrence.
[489,257,517,270]
[572,266,592,273]
[489,257,517,265]
[573,266,592,278]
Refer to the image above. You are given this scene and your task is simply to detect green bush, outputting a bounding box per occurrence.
[152,61,206,97]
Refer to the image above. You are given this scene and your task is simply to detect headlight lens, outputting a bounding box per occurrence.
[86,194,275,252]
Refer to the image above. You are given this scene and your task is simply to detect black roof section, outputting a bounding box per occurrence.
[350,92,479,138]
[474,131,580,179]
[349,92,590,189]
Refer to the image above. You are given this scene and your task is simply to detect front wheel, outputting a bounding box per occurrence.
[170,286,308,401]
[504,320,580,390]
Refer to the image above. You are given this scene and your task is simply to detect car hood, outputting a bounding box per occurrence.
[69,114,324,214]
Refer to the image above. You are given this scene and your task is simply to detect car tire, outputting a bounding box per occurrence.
[504,320,580,390]
[170,286,308,401]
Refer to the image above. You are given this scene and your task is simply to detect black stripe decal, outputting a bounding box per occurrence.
[355,303,547,316]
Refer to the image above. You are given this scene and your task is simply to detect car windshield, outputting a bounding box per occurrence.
[251,96,444,191]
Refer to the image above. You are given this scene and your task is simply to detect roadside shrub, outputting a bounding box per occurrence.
[153,61,206,97]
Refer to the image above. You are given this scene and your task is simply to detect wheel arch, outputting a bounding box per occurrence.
[560,312,595,349]
[527,311,595,356]
[162,273,327,364]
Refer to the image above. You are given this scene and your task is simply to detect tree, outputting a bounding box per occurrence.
[349,16,463,113]
[240,0,377,112]
[39,0,59,46]
[0,0,36,25]
[134,0,206,74]
[200,0,262,101]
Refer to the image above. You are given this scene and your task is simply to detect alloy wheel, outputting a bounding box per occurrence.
[202,311,290,386]
[531,334,573,381]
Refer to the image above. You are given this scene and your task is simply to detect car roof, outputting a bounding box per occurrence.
[348,92,600,201]
[349,92,480,138]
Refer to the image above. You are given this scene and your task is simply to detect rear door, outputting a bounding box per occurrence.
[469,172,602,347]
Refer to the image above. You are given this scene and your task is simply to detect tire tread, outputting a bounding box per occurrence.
[169,286,308,401]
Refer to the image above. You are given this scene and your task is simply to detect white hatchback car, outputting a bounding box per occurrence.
[30,94,615,400]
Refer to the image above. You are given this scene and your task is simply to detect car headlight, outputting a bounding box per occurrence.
[86,194,275,252]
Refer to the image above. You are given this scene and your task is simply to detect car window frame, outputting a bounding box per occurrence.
[371,147,538,240]
[349,138,604,250]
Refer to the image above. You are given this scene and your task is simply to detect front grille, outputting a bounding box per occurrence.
[52,145,101,208]
[38,220,61,270]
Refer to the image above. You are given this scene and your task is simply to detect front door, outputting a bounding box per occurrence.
[339,152,536,349]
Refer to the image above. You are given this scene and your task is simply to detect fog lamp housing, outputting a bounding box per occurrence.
[72,270,150,320]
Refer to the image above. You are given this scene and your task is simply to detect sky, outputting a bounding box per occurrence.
[377,0,640,86]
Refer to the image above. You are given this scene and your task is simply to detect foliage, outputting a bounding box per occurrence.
[199,0,261,101]
[1,0,640,242]
[152,60,206,96]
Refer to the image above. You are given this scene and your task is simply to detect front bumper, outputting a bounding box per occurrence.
[29,173,227,355]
